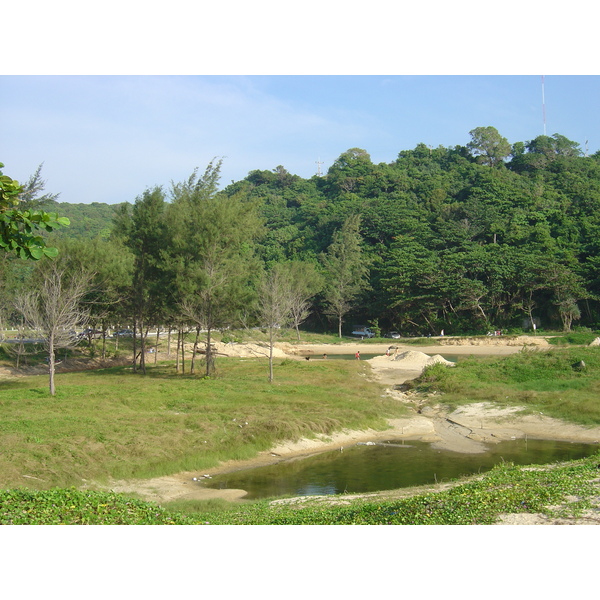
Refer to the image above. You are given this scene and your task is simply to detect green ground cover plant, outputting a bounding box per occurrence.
[0,488,196,524]
[2,451,598,524]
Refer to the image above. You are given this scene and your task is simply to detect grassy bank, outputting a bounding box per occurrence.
[0,357,407,489]
[3,451,598,524]
[3,340,600,525]
[411,346,600,425]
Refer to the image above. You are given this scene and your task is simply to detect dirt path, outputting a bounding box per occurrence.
[104,336,600,508]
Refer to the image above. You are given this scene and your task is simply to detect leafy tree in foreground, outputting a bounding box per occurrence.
[286,260,324,340]
[121,187,170,373]
[54,237,134,359]
[167,160,262,376]
[18,163,60,210]
[0,162,69,260]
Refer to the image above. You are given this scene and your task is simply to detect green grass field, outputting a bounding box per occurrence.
[0,356,408,489]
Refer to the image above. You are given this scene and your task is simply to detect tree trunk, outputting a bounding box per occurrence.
[132,321,138,372]
[48,333,56,396]
[180,328,185,374]
[205,326,214,377]
[101,322,107,360]
[191,326,200,374]
[15,334,24,369]
[268,325,274,382]
[139,320,146,375]
[205,298,215,377]
[154,328,160,364]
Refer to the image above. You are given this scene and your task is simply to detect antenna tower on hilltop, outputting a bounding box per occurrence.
[316,157,324,177]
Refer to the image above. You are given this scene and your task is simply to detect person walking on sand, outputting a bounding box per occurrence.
[355,351,360,360]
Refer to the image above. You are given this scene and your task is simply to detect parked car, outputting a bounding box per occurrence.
[78,328,104,340]
[112,329,134,337]
[385,331,401,339]
[351,327,375,339]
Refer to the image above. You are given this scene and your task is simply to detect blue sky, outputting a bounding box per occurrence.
[3,75,599,205]
[2,3,598,205]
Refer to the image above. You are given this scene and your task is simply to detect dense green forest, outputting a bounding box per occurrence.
[3,127,600,353]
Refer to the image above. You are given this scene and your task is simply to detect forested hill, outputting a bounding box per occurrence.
[219,131,600,334]
[37,201,127,240]
[24,128,600,334]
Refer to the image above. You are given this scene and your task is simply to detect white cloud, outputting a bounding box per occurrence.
[4,76,388,203]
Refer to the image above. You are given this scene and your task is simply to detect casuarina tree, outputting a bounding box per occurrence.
[322,215,370,338]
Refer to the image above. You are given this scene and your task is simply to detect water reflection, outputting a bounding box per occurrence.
[202,439,598,500]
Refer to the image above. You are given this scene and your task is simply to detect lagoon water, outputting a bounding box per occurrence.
[202,438,598,500]
[202,351,598,499]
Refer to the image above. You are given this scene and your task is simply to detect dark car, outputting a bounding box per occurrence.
[78,328,104,340]
[112,329,134,337]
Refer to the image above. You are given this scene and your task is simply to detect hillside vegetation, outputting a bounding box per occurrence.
[3,129,600,341]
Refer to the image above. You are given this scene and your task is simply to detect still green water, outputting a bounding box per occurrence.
[201,439,599,499]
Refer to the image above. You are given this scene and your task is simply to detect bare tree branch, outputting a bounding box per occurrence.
[14,265,92,395]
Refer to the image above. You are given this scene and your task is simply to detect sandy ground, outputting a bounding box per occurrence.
[103,336,600,519]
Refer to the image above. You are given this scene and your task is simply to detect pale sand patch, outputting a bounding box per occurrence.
[209,341,288,359]
[447,402,600,445]
[278,334,549,358]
